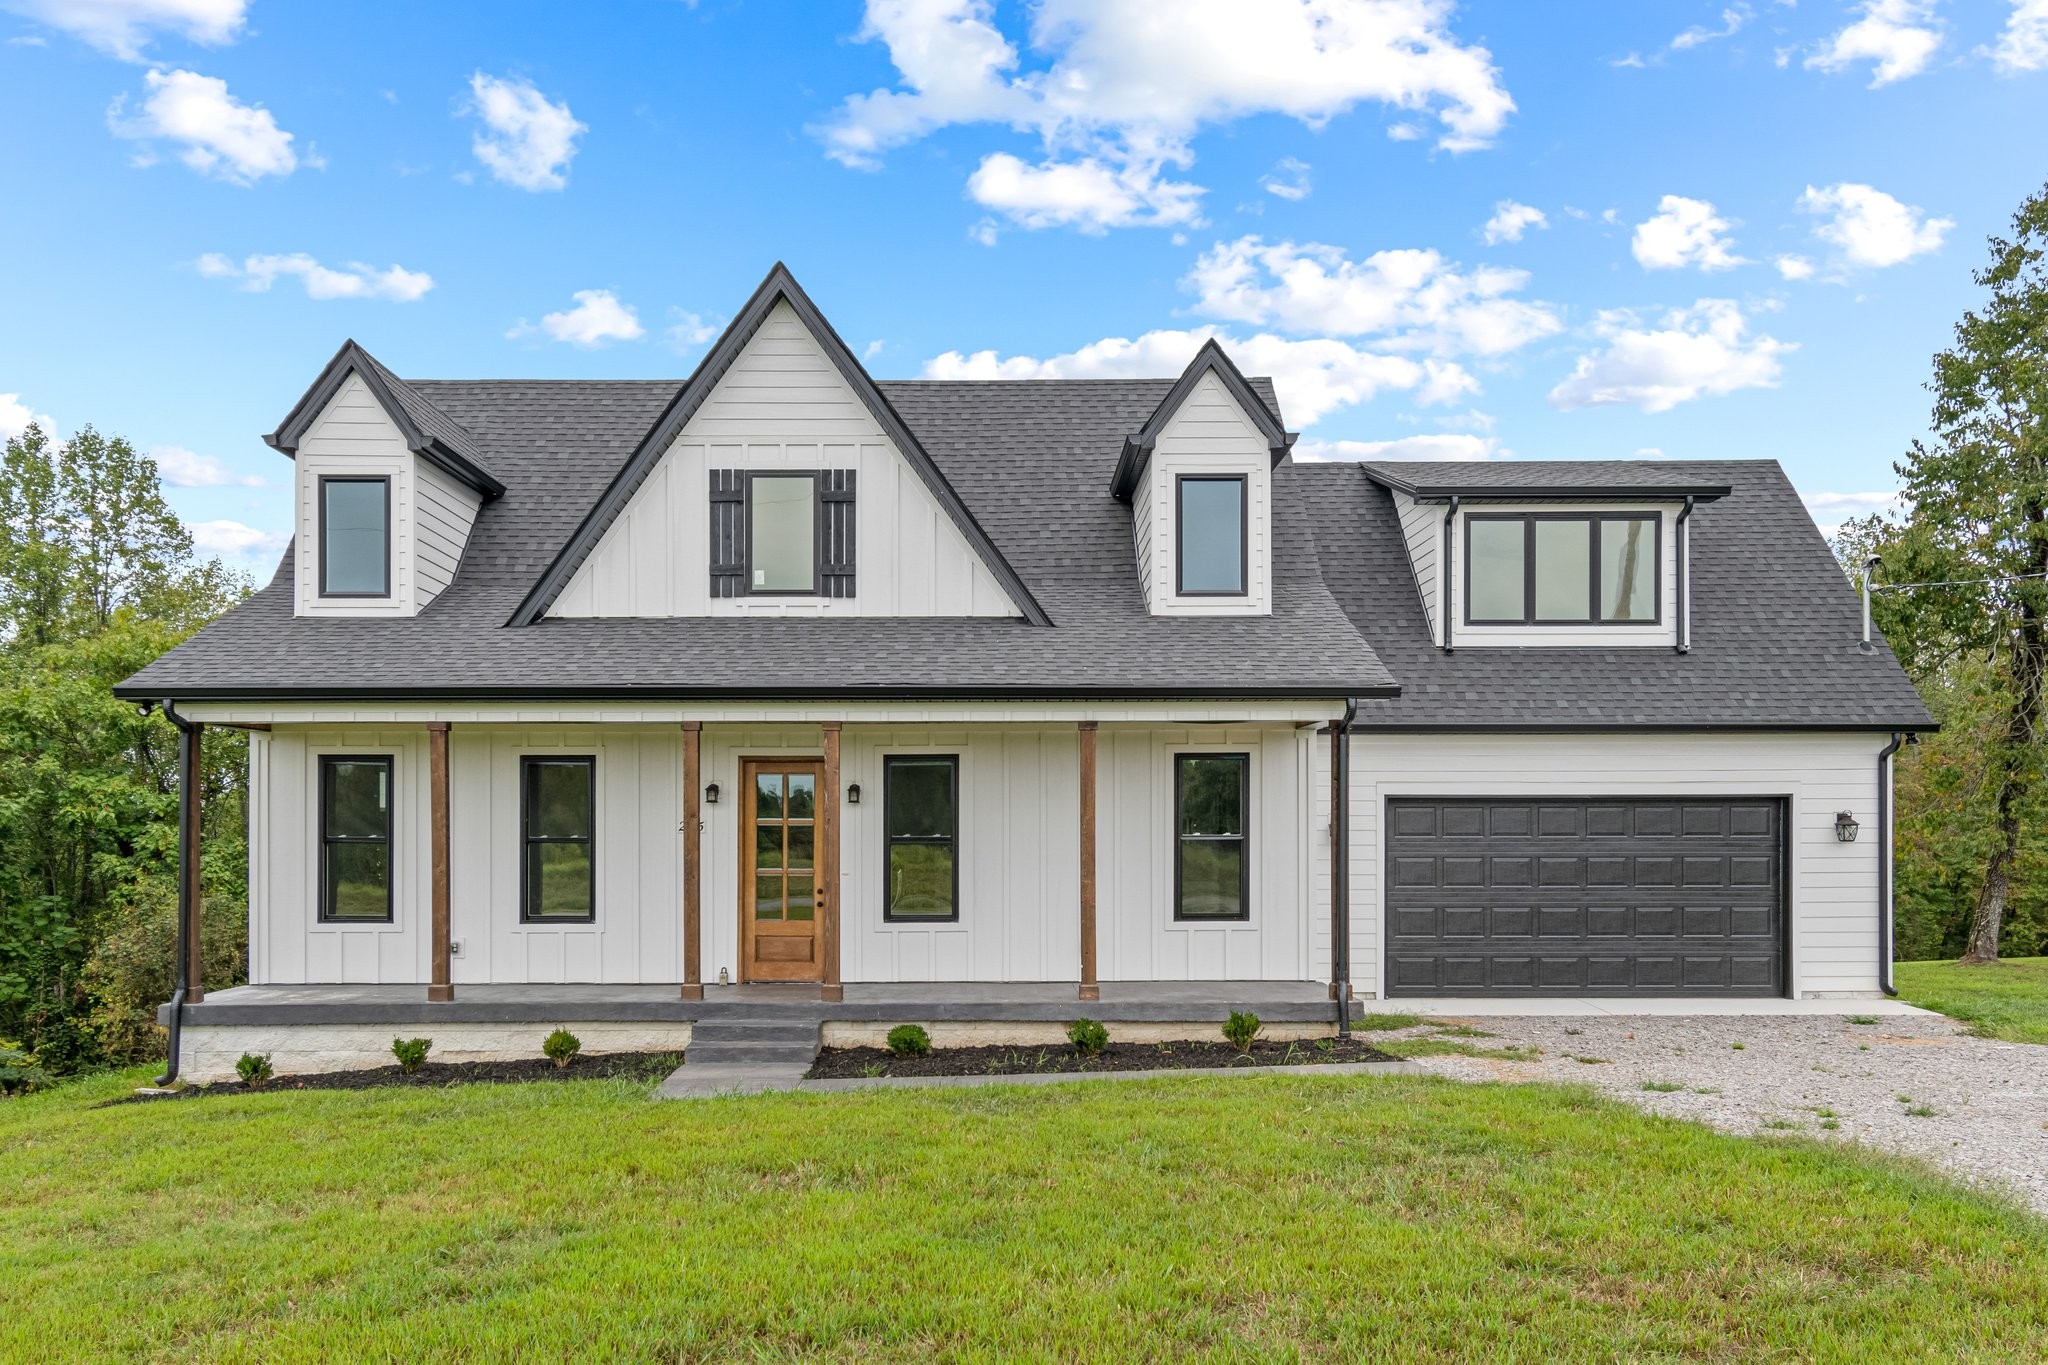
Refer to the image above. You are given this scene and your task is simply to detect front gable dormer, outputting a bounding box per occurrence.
[1113,341,1294,617]
[266,342,501,619]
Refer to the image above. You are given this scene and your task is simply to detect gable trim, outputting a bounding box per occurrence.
[265,340,506,500]
[1110,338,1296,503]
[508,264,1052,628]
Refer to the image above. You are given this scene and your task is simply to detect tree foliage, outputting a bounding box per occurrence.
[0,422,249,1071]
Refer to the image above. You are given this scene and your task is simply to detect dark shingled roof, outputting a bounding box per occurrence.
[1290,458,1933,730]
[116,376,1397,701]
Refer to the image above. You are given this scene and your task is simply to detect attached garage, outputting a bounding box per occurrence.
[1383,797,1786,997]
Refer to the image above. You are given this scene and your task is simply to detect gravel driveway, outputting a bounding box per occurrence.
[1390,1011,2048,1215]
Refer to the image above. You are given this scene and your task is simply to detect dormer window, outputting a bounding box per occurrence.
[319,476,390,598]
[1176,474,1247,596]
[1467,513,1659,626]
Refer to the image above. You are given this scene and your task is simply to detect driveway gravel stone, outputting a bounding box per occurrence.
[1390,1011,2048,1215]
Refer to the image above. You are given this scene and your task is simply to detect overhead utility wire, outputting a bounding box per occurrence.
[1870,571,2048,592]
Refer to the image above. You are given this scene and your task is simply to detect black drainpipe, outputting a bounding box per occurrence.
[1331,700,1356,1036]
[1674,495,1695,654]
[1439,497,1460,653]
[156,699,201,1085]
[1877,731,1904,997]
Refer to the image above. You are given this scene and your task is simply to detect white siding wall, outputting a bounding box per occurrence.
[1137,372,1273,616]
[1393,491,1444,644]
[551,300,1019,619]
[290,372,481,617]
[1325,731,1892,999]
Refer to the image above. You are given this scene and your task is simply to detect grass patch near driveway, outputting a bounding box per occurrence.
[1897,956,2048,1044]
[4,1069,2046,1359]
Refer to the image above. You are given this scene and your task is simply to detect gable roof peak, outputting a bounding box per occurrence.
[1110,337,1297,502]
[265,338,504,499]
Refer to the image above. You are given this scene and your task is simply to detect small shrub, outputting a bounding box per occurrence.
[543,1029,582,1069]
[1067,1018,1109,1055]
[886,1024,931,1057]
[1222,1011,1262,1054]
[235,1053,274,1085]
[392,1037,432,1073]
[0,1041,45,1096]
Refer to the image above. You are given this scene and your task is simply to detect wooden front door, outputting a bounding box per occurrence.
[741,759,824,982]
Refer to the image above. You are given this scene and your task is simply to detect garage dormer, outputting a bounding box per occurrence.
[264,342,503,618]
[1111,341,1295,616]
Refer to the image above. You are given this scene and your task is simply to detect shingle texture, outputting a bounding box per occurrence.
[117,376,1395,699]
[1292,459,1932,729]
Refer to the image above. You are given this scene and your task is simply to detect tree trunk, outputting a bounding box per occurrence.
[1961,771,2020,963]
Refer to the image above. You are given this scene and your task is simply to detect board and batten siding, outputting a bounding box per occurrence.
[290,372,483,617]
[549,300,1019,619]
[1393,490,1444,644]
[1327,731,1893,998]
[1136,371,1274,616]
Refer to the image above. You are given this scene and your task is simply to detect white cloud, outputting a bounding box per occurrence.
[967,218,1001,246]
[1990,0,2048,71]
[0,0,246,61]
[1801,488,1901,538]
[1182,235,1562,358]
[1797,181,1952,268]
[195,251,433,301]
[188,519,288,563]
[107,68,303,185]
[1805,0,1942,86]
[1259,156,1312,201]
[965,152,1203,231]
[0,392,54,442]
[1481,199,1546,245]
[665,308,720,351]
[817,0,1513,233]
[509,289,645,348]
[924,325,1474,426]
[464,72,585,192]
[1775,253,1816,280]
[1295,432,1500,461]
[1672,4,1752,50]
[1548,299,1793,413]
[1631,195,1747,271]
[150,444,265,488]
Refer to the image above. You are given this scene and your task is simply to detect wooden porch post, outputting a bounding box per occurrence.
[181,718,205,1004]
[820,722,843,1002]
[1078,721,1099,1002]
[680,722,704,1001]
[427,722,453,1003]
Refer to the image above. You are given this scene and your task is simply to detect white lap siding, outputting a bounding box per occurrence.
[1332,731,1892,998]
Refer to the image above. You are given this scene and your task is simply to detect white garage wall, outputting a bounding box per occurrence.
[1330,731,1894,998]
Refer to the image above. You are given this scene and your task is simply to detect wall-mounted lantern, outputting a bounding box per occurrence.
[705,782,721,805]
[847,782,862,805]
[1835,810,1860,843]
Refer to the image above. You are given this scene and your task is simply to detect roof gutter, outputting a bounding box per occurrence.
[1674,494,1695,655]
[112,682,1402,705]
[1440,496,1459,653]
[1877,730,1905,997]
[153,699,202,1086]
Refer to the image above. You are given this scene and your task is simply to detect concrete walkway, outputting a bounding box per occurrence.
[656,1056,1422,1099]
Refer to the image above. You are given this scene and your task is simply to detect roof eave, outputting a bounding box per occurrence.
[1361,466,1732,504]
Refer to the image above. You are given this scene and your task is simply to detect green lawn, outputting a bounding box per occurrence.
[1897,956,2048,1044]
[4,1070,2045,1361]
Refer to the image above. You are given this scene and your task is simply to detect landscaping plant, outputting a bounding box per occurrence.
[543,1029,582,1069]
[1222,1011,1262,1054]
[234,1053,273,1085]
[391,1038,432,1074]
[0,1041,43,1095]
[885,1024,931,1057]
[1066,1018,1108,1055]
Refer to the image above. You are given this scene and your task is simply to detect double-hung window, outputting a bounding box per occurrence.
[319,756,392,922]
[1466,513,1659,626]
[1174,753,1249,921]
[1176,474,1247,596]
[522,757,595,922]
[319,475,390,597]
[883,755,959,921]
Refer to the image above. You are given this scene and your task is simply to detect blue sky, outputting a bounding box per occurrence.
[1,0,2043,572]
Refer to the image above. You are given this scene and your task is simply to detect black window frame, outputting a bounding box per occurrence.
[1173,752,1251,923]
[1463,512,1663,627]
[1174,473,1250,598]
[520,755,597,925]
[744,469,823,597]
[882,754,961,923]
[317,474,392,599]
[317,754,394,924]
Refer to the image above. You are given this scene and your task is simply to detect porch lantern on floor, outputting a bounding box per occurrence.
[1835,810,1860,842]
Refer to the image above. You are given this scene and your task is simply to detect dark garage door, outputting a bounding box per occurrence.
[1384,798,1785,997]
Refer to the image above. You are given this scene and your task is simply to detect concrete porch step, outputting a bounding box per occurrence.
[685,1015,820,1067]
[686,1041,820,1065]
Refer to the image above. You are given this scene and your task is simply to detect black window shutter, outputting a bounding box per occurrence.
[708,469,746,598]
[820,468,856,598]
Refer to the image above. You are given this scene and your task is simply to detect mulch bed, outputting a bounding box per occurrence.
[806,1037,1397,1080]
[105,1051,683,1106]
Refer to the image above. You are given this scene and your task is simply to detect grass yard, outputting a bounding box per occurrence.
[1897,956,2048,1044]
[4,1070,2045,1361]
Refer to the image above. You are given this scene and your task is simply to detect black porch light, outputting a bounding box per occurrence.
[847,782,862,805]
[705,782,721,805]
[1834,810,1860,842]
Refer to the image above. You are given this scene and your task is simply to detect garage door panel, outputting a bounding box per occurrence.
[1386,797,1784,998]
